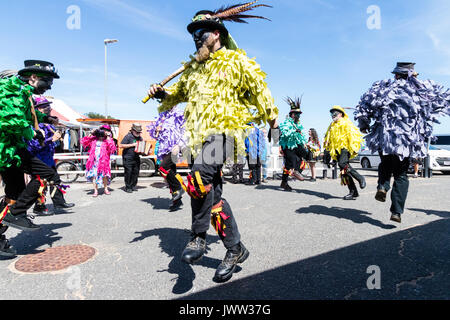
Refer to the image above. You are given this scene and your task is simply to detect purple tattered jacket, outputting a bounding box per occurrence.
[27,123,57,167]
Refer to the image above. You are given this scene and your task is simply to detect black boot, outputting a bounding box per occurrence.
[33,203,52,216]
[349,169,366,189]
[375,188,387,202]
[171,189,184,202]
[343,178,359,200]
[280,174,293,191]
[181,234,206,264]
[0,235,16,257]
[169,199,183,212]
[2,211,40,231]
[213,242,249,283]
[343,190,359,200]
[390,213,401,223]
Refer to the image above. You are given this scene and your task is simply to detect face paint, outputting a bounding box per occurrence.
[331,111,342,121]
[33,77,53,94]
[193,28,212,50]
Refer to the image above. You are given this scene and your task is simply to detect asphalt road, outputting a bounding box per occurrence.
[1,167,449,300]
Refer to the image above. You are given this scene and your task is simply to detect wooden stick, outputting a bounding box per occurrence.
[28,97,40,130]
[142,62,192,104]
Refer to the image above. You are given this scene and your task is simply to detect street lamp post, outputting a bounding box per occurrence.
[104,39,118,119]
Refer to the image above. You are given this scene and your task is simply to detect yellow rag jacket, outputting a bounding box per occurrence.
[324,109,363,161]
[158,48,278,157]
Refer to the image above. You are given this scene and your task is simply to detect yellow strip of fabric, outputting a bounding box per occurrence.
[194,171,206,195]
[175,174,187,192]
[324,116,363,161]
[158,48,279,158]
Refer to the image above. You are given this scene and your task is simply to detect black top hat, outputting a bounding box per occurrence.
[392,62,417,76]
[286,96,303,114]
[187,1,272,36]
[18,60,60,79]
[187,10,229,36]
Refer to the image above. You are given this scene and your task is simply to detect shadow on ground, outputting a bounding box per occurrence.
[296,205,397,229]
[8,223,72,255]
[130,227,222,294]
[408,208,450,219]
[255,184,342,200]
[141,197,172,210]
[179,219,450,300]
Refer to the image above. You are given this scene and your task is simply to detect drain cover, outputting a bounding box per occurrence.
[151,182,168,188]
[15,245,96,273]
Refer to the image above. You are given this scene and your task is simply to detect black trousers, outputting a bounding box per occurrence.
[336,149,358,193]
[4,149,65,216]
[190,135,241,249]
[159,153,182,193]
[282,145,310,182]
[378,153,410,215]
[247,155,261,183]
[123,156,140,190]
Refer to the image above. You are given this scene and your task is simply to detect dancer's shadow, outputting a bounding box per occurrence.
[296,205,397,229]
[8,223,72,255]
[141,197,172,210]
[130,228,221,294]
[408,208,450,219]
[255,184,341,200]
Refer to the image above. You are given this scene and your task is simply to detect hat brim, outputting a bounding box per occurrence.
[187,20,228,37]
[131,127,143,133]
[18,67,60,79]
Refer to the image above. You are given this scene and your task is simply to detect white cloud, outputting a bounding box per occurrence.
[82,0,188,41]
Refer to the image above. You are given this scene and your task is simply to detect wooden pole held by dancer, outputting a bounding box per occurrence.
[142,63,192,104]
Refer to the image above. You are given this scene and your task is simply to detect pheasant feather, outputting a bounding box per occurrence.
[213,1,272,22]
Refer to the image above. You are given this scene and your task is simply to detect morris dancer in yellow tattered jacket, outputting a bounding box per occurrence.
[147,1,278,283]
[324,106,366,200]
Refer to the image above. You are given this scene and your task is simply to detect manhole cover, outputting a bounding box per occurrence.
[15,245,96,273]
[151,182,168,188]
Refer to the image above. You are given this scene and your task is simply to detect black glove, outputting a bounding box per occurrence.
[358,117,370,133]
[34,130,45,146]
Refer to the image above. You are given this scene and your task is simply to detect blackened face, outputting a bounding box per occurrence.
[33,76,54,94]
[192,28,212,50]
[290,112,300,123]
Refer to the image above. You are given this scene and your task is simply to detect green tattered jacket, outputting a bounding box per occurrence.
[0,76,46,169]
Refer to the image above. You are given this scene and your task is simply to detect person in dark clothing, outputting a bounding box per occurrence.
[1,61,75,257]
[119,123,143,193]
[355,62,450,223]
[324,106,366,200]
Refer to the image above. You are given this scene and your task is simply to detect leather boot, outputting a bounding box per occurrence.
[375,188,387,202]
[181,234,206,264]
[0,235,16,257]
[343,178,359,200]
[349,168,366,189]
[280,174,292,191]
[213,242,249,283]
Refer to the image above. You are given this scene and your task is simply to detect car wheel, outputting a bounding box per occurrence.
[361,158,371,169]
[140,159,156,177]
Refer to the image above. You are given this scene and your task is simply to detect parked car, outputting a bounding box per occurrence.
[429,145,450,174]
[358,149,381,169]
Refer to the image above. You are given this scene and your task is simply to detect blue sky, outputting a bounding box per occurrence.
[1,0,450,138]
